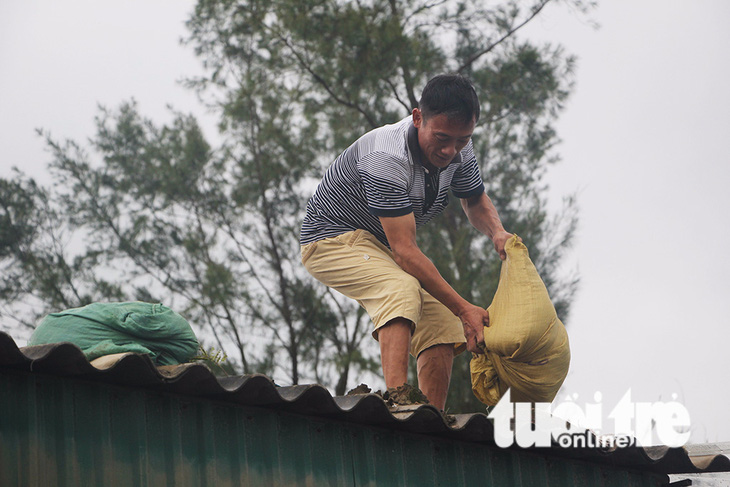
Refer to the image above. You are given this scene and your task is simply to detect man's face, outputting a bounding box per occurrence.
[412,108,475,169]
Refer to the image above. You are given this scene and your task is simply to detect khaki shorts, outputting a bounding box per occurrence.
[301,229,467,358]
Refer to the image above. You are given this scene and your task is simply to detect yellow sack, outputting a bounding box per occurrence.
[470,236,570,405]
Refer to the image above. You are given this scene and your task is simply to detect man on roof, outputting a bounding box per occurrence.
[300,74,513,411]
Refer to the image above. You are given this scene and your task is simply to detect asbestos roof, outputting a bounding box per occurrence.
[1,330,728,476]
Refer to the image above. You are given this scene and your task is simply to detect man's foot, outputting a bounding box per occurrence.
[383,383,430,406]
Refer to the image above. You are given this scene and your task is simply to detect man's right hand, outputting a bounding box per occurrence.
[459,304,489,354]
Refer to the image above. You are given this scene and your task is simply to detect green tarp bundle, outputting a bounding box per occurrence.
[29,302,199,366]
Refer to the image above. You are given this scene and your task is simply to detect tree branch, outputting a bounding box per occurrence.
[388,0,419,109]
[385,78,412,114]
[456,0,553,73]
[277,34,379,128]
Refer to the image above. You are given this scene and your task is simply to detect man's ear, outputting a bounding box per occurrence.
[412,108,422,129]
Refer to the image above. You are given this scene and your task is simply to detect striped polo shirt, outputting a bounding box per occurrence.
[300,115,485,247]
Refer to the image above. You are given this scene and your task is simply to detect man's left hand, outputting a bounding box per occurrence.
[492,230,515,260]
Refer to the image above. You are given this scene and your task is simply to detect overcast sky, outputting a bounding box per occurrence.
[1,1,729,445]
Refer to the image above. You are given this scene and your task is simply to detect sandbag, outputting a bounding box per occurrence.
[29,301,199,366]
[470,236,570,405]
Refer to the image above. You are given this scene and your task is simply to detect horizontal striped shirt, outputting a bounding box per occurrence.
[300,116,485,247]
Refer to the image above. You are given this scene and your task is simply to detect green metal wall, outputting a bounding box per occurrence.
[0,369,667,486]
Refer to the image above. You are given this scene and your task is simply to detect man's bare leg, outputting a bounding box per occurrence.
[416,344,454,411]
[378,318,412,389]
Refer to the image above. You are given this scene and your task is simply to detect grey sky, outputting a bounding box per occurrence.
[523,0,730,444]
[1,0,729,444]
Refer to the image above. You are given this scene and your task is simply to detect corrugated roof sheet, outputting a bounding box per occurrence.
[1,330,727,476]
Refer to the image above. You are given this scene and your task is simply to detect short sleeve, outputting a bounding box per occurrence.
[358,151,414,217]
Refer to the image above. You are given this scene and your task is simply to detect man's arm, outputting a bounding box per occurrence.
[379,213,488,353]
[461,191,514,260]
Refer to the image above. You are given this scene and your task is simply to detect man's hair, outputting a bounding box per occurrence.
[418,74,480,124]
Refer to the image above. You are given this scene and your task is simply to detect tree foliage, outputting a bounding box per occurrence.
[0,0,589,410]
